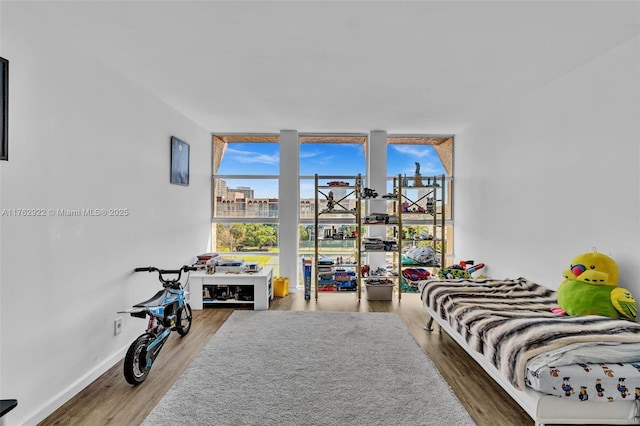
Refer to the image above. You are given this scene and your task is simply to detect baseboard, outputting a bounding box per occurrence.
[25,345,128,426]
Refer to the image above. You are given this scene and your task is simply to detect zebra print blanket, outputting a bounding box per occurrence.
[420,278,640,390]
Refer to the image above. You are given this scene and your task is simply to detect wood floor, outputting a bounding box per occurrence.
[39,292,532,426]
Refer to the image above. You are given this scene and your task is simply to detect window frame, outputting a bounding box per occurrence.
[212,135,281,260]
[298,133,367,224]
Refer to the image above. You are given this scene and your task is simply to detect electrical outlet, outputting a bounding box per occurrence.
[114,317,123,335]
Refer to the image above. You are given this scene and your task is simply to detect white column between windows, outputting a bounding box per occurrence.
[367,130,388,270]
[279,130,300,288]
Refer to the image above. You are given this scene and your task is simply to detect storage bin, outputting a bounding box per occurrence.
[273,276,290,297]
[365,284,394,301]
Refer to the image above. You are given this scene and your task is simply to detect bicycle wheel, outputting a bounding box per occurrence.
[123,334,153,385]
[176,303,192,336]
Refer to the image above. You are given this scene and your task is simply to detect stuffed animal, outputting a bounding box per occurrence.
[556,251,637,320]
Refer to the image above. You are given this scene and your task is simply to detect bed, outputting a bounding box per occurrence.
[419,277,640,426]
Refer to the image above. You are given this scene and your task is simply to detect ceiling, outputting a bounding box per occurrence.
[14,1,640,135]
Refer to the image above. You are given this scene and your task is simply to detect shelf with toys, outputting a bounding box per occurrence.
[396,173,447,298]
[313,174,362,300]
[317,169,451,301]
[359,185,401,301]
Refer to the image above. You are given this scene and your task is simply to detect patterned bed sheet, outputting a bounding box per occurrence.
[526,362,640,402]
[419,277,640,399]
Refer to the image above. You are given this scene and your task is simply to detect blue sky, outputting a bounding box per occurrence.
[216,143,445,198]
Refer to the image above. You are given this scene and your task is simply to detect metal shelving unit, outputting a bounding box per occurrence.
[313,174,362,300]
[396,174,446,299]
[360,189,400,300]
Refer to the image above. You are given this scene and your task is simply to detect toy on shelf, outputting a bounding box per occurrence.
[404,229,434,241]
[424,177,440,187]
[334,269,357,291]
[361,264,370,277]
[414,162,423,187]
[425,197,435,215]
[402,246,438,266]
[402,268,431,281]
[361,187,378,199]
[324,190,335,212]
[556,250,637,320]
[382,192,398,199]
[401,201,425,213]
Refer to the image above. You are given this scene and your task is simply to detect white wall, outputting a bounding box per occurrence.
[0,6,212,426]
[454,36,640,292]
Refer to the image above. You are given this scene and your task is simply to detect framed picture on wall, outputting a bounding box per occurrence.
[1,57,8,161]
[170,136,190,186]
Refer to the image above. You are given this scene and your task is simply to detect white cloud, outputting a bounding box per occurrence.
[226,147,279,165]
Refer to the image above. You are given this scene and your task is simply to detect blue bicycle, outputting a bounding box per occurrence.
[119,265,197,385]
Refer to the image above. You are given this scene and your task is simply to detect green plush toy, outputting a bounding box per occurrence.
[556,250,637,320]
[438,265,472,280]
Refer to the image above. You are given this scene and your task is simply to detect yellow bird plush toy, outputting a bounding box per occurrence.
[557,250,637,320]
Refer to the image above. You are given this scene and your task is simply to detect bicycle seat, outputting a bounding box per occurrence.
[134,290,167,308]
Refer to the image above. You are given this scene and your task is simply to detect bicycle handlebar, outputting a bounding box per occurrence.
[133,265,198,286]
[134,265,197,274]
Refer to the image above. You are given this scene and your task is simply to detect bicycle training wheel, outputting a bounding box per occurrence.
[176,303,192,336]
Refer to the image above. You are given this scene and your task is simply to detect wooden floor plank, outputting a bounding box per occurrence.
[38,292,532,426]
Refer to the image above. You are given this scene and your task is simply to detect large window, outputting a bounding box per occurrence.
[298,134,366,262]
[210,132,455,288]
[212,135,280,270]
[387,140,448,178]
[387,135,454,265]
[299,135,366,217]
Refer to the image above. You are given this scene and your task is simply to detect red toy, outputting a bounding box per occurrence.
[361,264,370,277]
[402,268,431,281]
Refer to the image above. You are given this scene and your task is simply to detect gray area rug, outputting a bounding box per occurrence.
[143,311,475,426]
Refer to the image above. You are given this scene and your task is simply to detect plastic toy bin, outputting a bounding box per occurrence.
[365,284,394,301]
[273,277,290,298]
